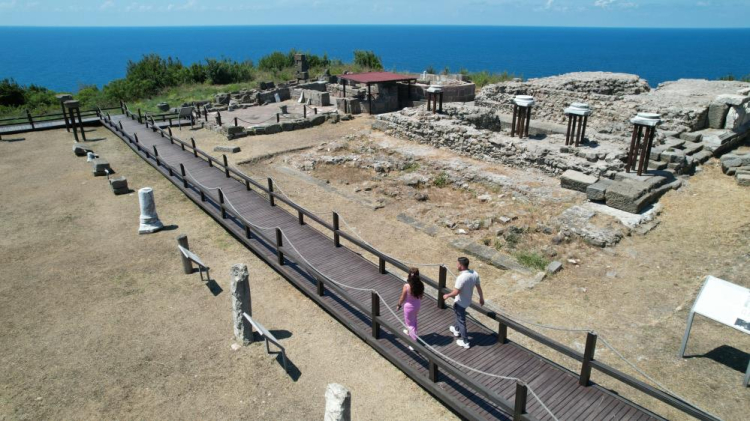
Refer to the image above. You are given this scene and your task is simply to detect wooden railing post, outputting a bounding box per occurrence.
[118,121,123,131]
[245,179,250,191]
[429,360,439,382]
[177,234,192,274]
[180,164,187,188]
[26,109,35,130]
[513,383,528,421]
[234,117,238,127]
[200,188,205,202]
[275,228,284,265]
[138,108,142,123]
[332,212,340,247]
[168,117,173,127]
[216,111,222,126]
[218,189,226,219]
[303,105,307,118]
[167,126,172,139]
[437,265,447,309]
[152,146,160,166]
[580,332,598,386]
[498,322,508,344]
[268,178,275,206]
[223,154,230,178]
[245,224,251,240]
[191,138,197,157]
[316,276,324,296]
[371,291,380,339]
[276,113,280,123]
[298,210,304,225]
[379,257,386,274]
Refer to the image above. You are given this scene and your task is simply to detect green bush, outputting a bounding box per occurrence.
[353,50,383,70]
[433,172,449,187]
[258,51,292,71]
[0,79,26,107]
[719,73,750,82]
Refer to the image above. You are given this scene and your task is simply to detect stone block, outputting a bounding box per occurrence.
[586,178,613,202]
[309,114,326,126]
[560,170,598,193]
[660,149,687,164]
[679,132,703,143]
[73,142,93,156]
[738,174,750,187]
[715,94,750,106]
[681,142,703,156]
[214,145,241,153]
[280,121,295,131]
[546,260,563,274]
[265,123,282,135]
[648,160,668,171]
[649,146,667,161]
[708,102,729,129]
[109,176,129,195]
[662,138,685,149]
[692,150,712,164]
[605,181,648,213]
[91,158,111,176]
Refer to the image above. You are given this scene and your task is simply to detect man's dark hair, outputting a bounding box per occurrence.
[458,257,470,268]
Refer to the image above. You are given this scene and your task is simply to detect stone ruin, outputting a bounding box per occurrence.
[327,72,476,115]
[374,72,750,215]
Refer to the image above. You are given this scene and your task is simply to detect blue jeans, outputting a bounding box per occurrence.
[453,304,469,342]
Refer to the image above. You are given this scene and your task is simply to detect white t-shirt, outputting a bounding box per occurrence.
[454,270,480,308]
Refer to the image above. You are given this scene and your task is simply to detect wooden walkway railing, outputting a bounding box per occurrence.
[98,110,720,421]
[0,106,121,136]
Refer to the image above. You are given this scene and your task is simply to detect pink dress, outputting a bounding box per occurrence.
[403,284,422,341]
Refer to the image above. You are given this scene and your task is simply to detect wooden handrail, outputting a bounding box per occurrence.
[124,115,720,421]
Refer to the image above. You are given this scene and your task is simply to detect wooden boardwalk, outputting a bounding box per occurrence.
[102,114,668,421]
[0,117,100,136]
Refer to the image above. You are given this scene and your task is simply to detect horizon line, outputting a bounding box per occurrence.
[1,24,749,30]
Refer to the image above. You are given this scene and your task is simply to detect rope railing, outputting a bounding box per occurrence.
[105,110,723,421]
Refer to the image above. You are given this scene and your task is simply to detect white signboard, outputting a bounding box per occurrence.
[679,276,750,387]
[178,245,206,268]
[693,276,750,334]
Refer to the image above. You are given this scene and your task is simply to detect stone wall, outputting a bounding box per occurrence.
[410,83,476,103]
[374,105,628,177]
[475,72,750,139]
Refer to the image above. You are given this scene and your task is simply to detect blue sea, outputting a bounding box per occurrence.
[1,25,749,92]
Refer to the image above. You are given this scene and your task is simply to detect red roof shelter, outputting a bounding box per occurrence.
[338,72,418,114]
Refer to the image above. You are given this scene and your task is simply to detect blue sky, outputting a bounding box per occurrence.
[0,1,748,28]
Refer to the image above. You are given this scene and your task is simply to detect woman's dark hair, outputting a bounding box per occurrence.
[407,267,424,299]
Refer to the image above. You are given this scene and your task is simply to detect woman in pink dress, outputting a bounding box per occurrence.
[397,268,424,351]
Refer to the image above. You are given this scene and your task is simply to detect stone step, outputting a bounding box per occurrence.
[692,150,712,165]
[648,160,668,171]
[682,142,704,156]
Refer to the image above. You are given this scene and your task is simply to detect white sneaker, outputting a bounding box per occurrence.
[403,329,409,335]
[449,326,460,337]
[456,339,470,349]
[407,345,415,351]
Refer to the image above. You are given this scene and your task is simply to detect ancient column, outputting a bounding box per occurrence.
[564,102,592,147]
[511,95,535,139]
[231,263,253,345]
[138,187,164,234]
[324,383,351,421]
[627,113,661,176]
[56,94,73,132]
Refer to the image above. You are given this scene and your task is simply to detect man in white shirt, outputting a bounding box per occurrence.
[443,257,484,349]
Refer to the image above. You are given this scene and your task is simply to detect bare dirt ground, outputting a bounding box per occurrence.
[2,119,748,421]
[217,119,748,420]
[0,126,455,421]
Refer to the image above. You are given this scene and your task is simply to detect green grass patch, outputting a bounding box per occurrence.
[515,251,550,271]
[401,162,420,173]
[433,172,449,188]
